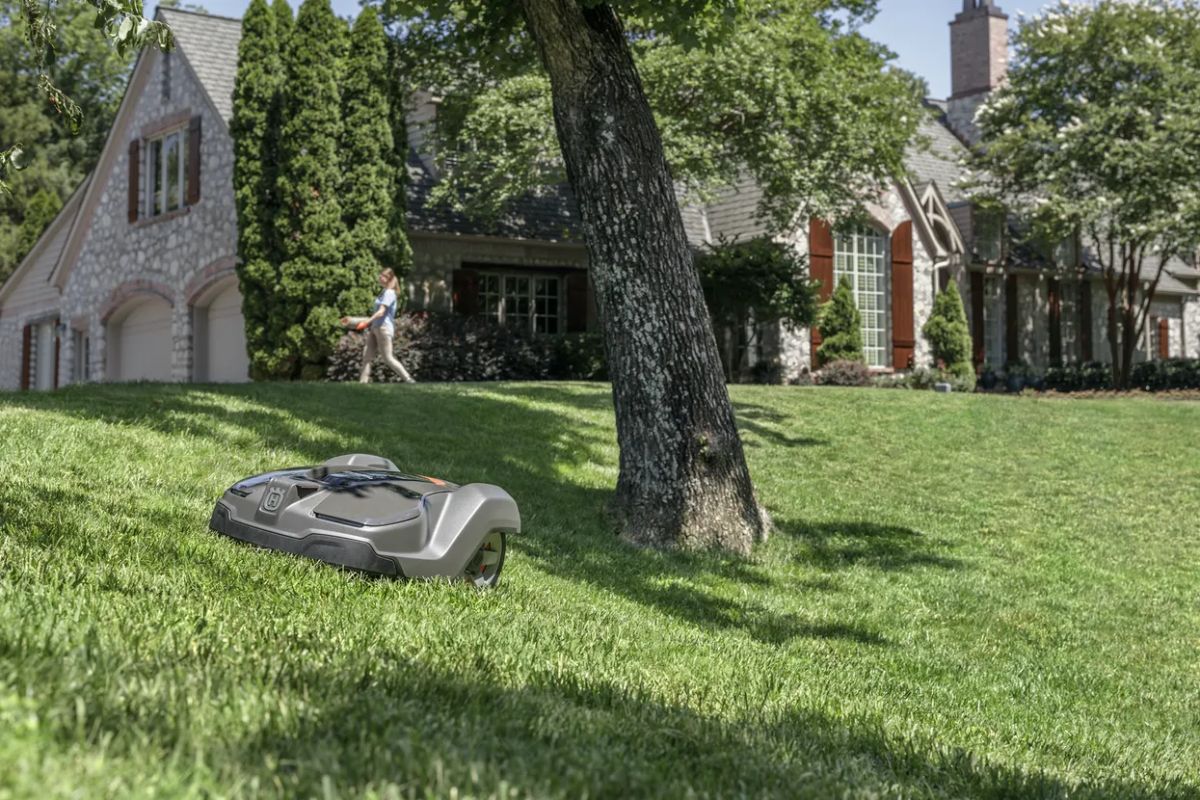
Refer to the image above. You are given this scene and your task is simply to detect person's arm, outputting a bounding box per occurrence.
[356,306,386,330]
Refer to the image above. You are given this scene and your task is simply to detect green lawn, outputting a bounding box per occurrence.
[0,383,1197,799]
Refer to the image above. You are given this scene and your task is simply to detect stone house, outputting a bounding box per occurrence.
[2,0,1197,391]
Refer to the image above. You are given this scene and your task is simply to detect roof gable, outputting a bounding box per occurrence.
[156,8,241,124]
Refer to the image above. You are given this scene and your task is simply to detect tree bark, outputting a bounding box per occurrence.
[517,0,766,553]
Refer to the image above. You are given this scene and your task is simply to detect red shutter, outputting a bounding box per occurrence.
[1048,278,1062,365]
[452,268,479,315]
[1079,280,1094,361]
[566,271,589,333]
[186,115,202,205]
[20,324,32,391]
[53,319,60,390]
[891,221,915,369]
[1158,317,1170,359]
[970,271,985,366]
[808,218,835,367]
[128,139,140,224]
[1005,274,1019,366]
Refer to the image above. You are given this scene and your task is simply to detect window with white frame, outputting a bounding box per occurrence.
[146,127,188,217]
[479,272,562,334]
[983,275,1007,367]
[833,224,889,368]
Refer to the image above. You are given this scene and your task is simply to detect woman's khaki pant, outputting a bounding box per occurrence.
[359,326,415,383]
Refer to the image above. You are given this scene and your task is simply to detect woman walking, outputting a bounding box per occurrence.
[342,268,416,384]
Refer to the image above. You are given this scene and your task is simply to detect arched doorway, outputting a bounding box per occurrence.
[192,277,249,383]
[107,295,173,381]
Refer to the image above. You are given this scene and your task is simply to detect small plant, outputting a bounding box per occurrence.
[817,359,872,387]
[978,364,999,391]
[922,282,976,391]
[817,277,864,366]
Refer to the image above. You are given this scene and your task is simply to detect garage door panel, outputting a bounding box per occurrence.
[115,299,172,382]
[203,284,249,383]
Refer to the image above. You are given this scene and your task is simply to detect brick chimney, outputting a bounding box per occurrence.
[946,0,1009,145]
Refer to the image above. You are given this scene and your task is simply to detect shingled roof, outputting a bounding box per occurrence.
[905,102,971,204]
[157,7,242,123]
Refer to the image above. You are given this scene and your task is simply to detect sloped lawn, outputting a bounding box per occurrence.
[0,382,1197,799]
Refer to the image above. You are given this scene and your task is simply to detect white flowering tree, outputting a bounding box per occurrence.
[970,0,1200,389]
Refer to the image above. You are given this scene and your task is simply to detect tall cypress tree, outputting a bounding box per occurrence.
[385,35,412,276]
[271,0,292,46]
[230,0,278,380]
[275,0,347,379]
[339,8,395,315]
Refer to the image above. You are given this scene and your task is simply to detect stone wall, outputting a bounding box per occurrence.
[1184,296,1200,358]
[59,48,237,385]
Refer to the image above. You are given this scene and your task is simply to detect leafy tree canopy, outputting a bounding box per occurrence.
[696,236,818,332]
[970,0,1200,254]
[969,0,1200,387]
[0,0,142,282]
[380,0,925,233]
[1,0,171,196]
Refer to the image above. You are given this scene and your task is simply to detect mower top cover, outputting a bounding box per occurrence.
[209,454,519,587]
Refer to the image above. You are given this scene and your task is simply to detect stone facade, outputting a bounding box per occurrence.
[1184,296,1200,358]
[58,46,237,385]
[767,184,940,380]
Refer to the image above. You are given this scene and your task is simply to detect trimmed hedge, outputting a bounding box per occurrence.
[1040,359,1200,392]
[327,312,609,383]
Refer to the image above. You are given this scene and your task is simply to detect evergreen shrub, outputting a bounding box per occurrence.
[922,281,976,390]
[816,277,864,366]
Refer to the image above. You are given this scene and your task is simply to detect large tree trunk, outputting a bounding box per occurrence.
[517,0,766,553]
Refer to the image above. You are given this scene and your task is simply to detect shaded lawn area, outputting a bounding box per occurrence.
[0,382,1197,799]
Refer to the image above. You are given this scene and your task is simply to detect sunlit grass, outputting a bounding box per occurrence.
[0,382,1197,798]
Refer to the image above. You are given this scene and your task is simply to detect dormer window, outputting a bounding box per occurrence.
[1053,235,1078,269]
[974,208,1003,263]
[146,127,188,217]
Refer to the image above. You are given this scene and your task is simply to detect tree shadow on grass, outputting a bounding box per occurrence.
[731,400,828,448]
[777,519,965,572]
[43,642,1192,799]
[4,383,869,647]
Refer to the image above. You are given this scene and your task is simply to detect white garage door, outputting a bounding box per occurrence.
[115,297,172,381]
[203,284,249,383]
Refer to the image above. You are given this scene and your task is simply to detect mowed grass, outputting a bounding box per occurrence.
[0,382,1197,799]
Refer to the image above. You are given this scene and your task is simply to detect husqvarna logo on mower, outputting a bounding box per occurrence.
[262,487,285,513]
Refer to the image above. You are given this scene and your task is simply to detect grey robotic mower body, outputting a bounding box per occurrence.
[209,454,518,586]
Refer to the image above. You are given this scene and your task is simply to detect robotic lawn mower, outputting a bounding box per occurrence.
[209,454,519,587]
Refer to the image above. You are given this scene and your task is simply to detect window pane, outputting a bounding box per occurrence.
[505,277,531,330]
[833,224,889,368]
[479,274,502,320]
[166,134,181,212]
[151,139,163,216]
[180,130,189,205]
